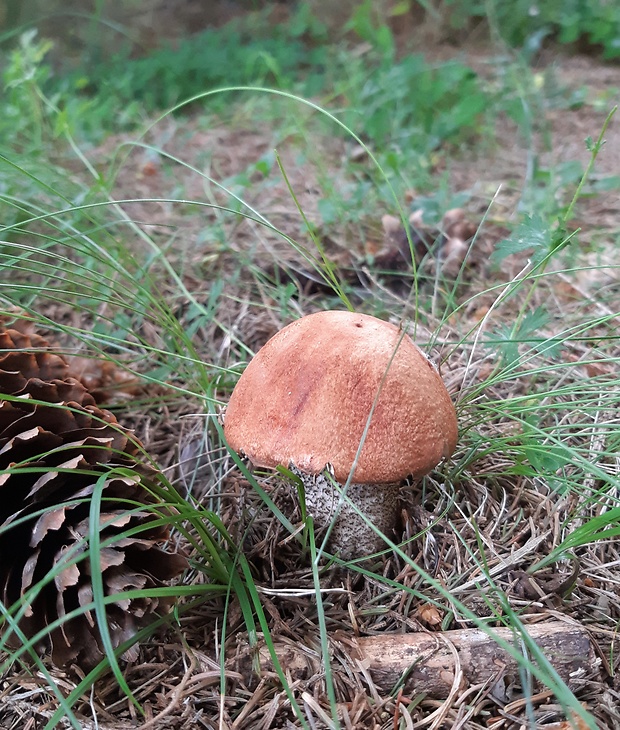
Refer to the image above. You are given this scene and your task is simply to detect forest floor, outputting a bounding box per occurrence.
[1,5,620,729]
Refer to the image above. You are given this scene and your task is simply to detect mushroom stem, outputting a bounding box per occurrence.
[294,468,400,559]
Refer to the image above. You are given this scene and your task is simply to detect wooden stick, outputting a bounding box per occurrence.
[352,621,597,698]
[237,621,597,699]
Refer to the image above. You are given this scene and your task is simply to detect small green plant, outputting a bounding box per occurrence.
[344,0,396,60]
[492,106,617,268]
[340,54,489,155]
[444,0,620,58]
[1,30,55,150]
[51,22,329,133]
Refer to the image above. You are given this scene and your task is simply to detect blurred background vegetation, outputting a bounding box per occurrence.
[3,0,620,59]
[1,0,618,246]
[1,0,618,148]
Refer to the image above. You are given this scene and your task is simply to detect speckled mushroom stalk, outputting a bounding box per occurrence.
[292,468,401,558]
[224,310,458,560]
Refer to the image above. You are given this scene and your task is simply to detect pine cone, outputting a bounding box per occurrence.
[0,329,187,667]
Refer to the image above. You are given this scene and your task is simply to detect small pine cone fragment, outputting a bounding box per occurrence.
[0,329,187,667]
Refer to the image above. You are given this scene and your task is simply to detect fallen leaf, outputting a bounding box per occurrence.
[417,602,443,627]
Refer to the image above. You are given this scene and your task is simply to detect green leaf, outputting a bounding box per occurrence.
[485,306,554,365]
[588,174,620,192]
[391,1,411,16]
[523,443,573,474]
[318,197,338,225]
[491,213,550,265]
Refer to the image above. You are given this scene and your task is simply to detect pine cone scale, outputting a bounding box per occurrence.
[30,505,67,546]
[53,554,80,592]
[20,548,40,613]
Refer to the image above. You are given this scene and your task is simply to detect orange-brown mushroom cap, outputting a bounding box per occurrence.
[224,311,457,484]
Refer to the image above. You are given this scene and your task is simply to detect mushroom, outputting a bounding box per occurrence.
[224,310,458,559]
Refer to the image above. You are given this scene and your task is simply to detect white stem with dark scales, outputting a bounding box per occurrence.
[292,467,401,559]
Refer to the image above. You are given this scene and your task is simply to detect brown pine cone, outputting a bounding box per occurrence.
[0,329,187,667]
